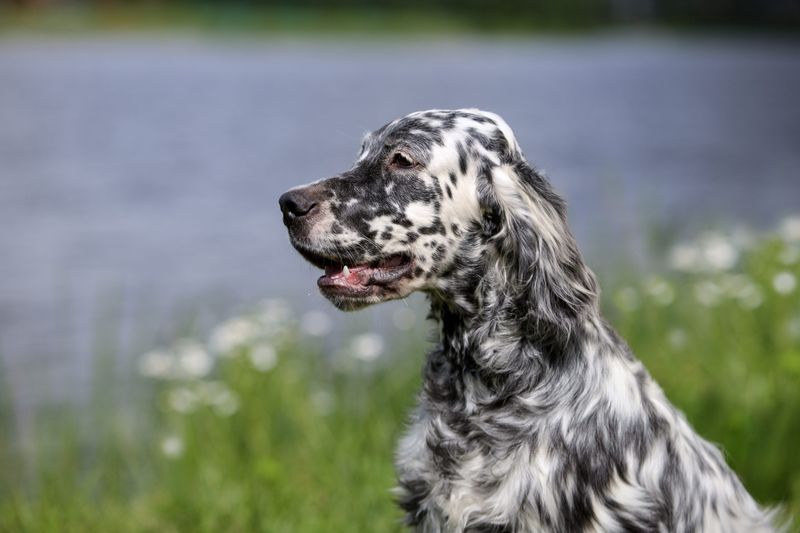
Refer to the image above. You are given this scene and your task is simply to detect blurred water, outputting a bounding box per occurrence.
[1,34,799,407]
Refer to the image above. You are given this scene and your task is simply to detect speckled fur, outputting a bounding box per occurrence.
[281,109,781,532]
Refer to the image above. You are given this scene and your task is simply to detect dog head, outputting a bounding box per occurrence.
[280,109,596,323]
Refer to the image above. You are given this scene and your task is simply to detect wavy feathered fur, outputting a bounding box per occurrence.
[280,109,781,532]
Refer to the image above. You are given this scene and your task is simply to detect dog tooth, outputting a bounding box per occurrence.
[343,265,350,277]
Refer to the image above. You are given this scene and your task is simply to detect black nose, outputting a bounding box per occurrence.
[279,189,318,221]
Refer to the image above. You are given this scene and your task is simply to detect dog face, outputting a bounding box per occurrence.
[279,109,508,310]
[280,108,593,317]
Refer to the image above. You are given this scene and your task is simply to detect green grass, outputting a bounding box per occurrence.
[0,4,606,37]
[1,222,799,531]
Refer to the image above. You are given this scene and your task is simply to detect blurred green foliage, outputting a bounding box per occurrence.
[0,222,799,531]
[1,0,798,34]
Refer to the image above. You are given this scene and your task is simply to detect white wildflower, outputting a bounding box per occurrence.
[258,298,292,320]
[209,316,261,355]
[773,271,797,295]
[256,298,293,336]
[195,381,225,401]
[175,339,213,379]
[668,243,700,272]
[195,381,239,417]
[249,343,278,372]
[786,316,800,339]
[613,287,639,312]
[779,245,800,266]
[719,274,750,294]
[350,332,385,362]
[729,226,756,250]
[694,281,723,307]
[779,216,800,242]
[701,233,738,272]
[167,387,198,413]
[138,349,175,379]
[311,389,335,416]
[669,233,738,273]
[644,277,675,306]
[720,275,763,309]
[210,389,239,417]
[392,307,417,330]
[736,284,764,310]
[161,435,184,459]
[668,329,687,349]
[300,310,332,337]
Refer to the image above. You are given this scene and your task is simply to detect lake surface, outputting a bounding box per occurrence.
[1,34,799,407]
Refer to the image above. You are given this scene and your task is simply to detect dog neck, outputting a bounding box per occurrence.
[425,272,604,401]
[422,207,605,398]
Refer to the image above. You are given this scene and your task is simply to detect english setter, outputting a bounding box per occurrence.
[279,109,778,532]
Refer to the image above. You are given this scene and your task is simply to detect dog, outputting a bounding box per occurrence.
[279,109,778,532]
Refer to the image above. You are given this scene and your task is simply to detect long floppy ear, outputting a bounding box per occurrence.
[477,158,598,337]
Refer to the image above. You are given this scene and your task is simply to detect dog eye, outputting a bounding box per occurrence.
[391,152,416,169]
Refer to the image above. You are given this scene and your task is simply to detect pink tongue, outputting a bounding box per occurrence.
[323,256,406,284]
[324,264,370,282]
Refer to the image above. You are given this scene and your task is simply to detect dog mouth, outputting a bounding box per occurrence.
[295,247,414,300]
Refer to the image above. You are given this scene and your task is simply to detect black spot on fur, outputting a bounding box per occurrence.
[468,524,512,533]
[419,218,446,235]
[432,244,446,263]
[396,479,430,527]
[393,216,414,228]
[280,109,771,533]
[432,178,444,200]
[457,143,468,174]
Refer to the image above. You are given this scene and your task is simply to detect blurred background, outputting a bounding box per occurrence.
[1,1,799,531]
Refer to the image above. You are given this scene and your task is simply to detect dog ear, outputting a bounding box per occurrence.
[478,160,598,336]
